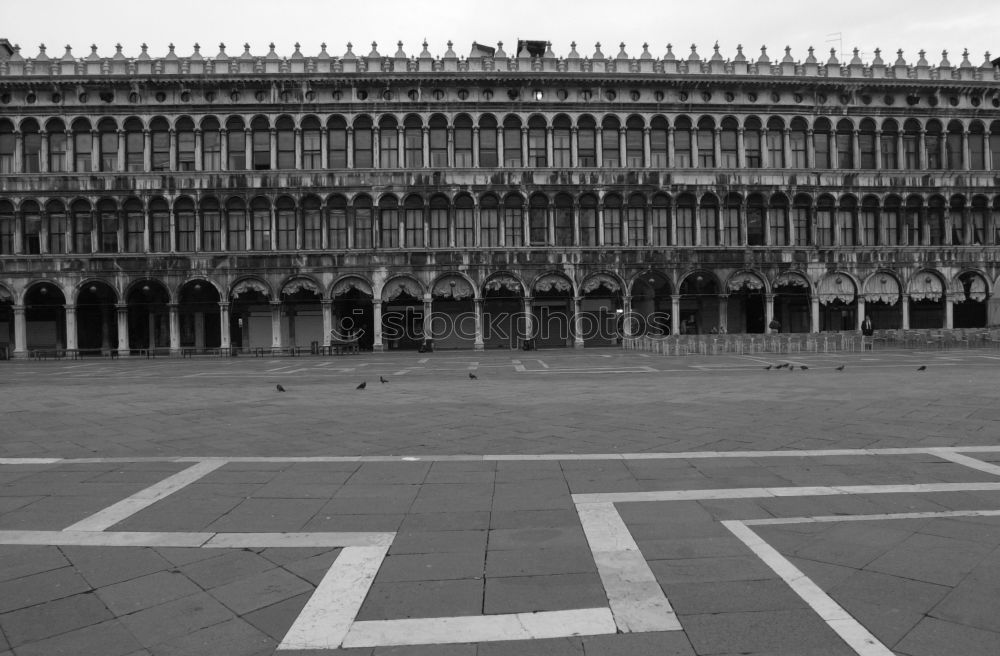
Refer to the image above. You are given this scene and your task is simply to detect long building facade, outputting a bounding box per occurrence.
[0,39,999,356]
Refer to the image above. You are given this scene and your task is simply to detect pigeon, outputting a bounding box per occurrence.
[356,381,367,389]
[764,365,772,370]
[800,365,809,370]
[917,365,926,371]
[380,376,389,384]
[836,365,845,371]
[788,365,795,371]
[776,363,788,369]
[276,384,286,392]
[469,372,478,380]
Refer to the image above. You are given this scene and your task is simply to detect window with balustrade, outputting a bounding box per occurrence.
[276,197,296,249]
[175,198,196,252]
[149,199,170,252]
[250,197,271,249]
[404,116,423,169]
[503,194,523,246]
[124,199,144,253]
[201,117,221,171]
[98,199,119,253]
[150,118,169,172]
[302,196,322,249]
[454,115,474,167]
[98,118,118,172]
[379,196,399,248]
[455,194,475,247]
[404,195,425,247]
[651,194,670,246]
[200,198,221,251]
[328,195,348,249]
[226,198,247,251]
[328,116,348,168]
[478,115,498,167]
[429,195,449,247]
[480,194,499,247]
[275,117,295,170]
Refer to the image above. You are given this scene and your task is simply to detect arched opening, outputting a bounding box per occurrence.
[332,278,374,351]
[818,274,857,331]
[679,273,719,335]
[229,280,271,351]
[382,277,424,350]
[0,286,12,357]
[178,280,221,350]
[532,274,573,348]
[954,272,989,328]
[25,282,67,350]
[773,273,810,333]
[909,272,945,329]
[482,274,524,349]
[429,275,476,350]
[726,272,766,334]
[281,279,323,349]
[127,280,170,351]
[76,281,118,353]
[630,272,672,335]
[580,275,623,347]
[862,273,902,329]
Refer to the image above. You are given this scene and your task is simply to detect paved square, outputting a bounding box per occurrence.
[2,349,1000,655]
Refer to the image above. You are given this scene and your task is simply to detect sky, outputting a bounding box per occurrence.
[4,0,998,68]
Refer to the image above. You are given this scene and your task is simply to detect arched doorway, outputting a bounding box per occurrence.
[127,280,170,351]
[25,282,67,349]
[382,277,425,351]
[0,285,12,358]
[580,274,623,347]
[332,277,374,350]
[772,272,810,333]
[532,273,573,348]
[908,271,946,329]
[76,281,118,354]
[861,273,902,329]
[430,275,476,349]
[953,272,988,328]
[678,272,720,335]
[629,272,672,335]
[817,274,858,331]
[280,279,323,349]
[178,280,221,350]
[229,279,272,351]
[726,271,766,333]
[482,274,524,349]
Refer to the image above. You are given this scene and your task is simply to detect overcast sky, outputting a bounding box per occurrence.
[5,0,998,67]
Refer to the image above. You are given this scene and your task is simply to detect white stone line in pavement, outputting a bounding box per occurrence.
[277,545,389,651]
[928,449,1000,477]
[572,482,1000,505]
[576,502,681,632]
[341,608,617,648]
[0,458,62,464]
[723,520,895,656]
[204,532,394,548]
[63,460,228,532]
[744,509,1000,526]
[0,530,212,547]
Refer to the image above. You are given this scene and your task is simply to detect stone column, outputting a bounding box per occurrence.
[522,296,534,346]
[622,295,633,338]
[244,128,252,171]
[372,300,384,352]
[856,297,867,331]
[919,129,928,170]
[346,127,354,168]
[269,128,278,170]
[40,133,49,173]
[218,302,231,351]
[168,129,177,171]
[671,295,681,336]
[322,299,333,347]
[12,131,23,174]
[688,127,697,167]
[168,303,180,354]
[64,305,77,351]
[422,126,430,168]
[875,130,883,170]
[520,127,528,167]
[546,126,554,167]
[737,128,746,168]
[643,127,651,168]
[91,130,100,172]
[423,294,433,344]
[220,130,229,171]
[810,296,820,333]
[783,128,792,168]
[619,127,627,166]
[143,129,151,171]
[473,298,485,351]
[713,127,722,166]
[760,129,770,168]
[852,130,860,169]
[472,127,480,168]
[270,301,282,348]
[116,304,129,356]
[570,127,578,167]
[194,129,203,172]
[983,131,992,171]
[944,293,954,329]
[719,295,730,333]
[897,131,905,169]
[13,305,26,357]
[806,129,815,169]
[447,126,455,168]
[397,126,405,168]
[595,127,603,166]
[573,296,585,348]
[320,127,329,169]
[901,294,910,330]
[962,131,971,171]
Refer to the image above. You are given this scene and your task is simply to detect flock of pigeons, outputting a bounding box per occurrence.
[764,363,927,372]
[275,370,478,392]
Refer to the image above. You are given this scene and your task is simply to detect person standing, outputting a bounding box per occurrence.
[861,315,874,350]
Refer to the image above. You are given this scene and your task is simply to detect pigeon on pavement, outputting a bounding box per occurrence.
[380,376,389,384]
[357,381,367,389]
[917,365,927,371]
[469,372,478,379]
[276,384,285,392]
[836,365,845,371]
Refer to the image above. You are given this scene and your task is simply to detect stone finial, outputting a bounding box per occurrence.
[544,41,555,58]
[640,42,652,60]
[734,44,746,62]
[850,47,862,65]
[827,48,839,65]
[445,40,456,58]
[805,46,817,63]
[395,41,406,58]
[894,49,906,66]
[872,47,884,66]
[689,43,700,61]
[37,43,48,60]
[61,44,74,61]
[420,39,431,58]
[917,49,928,66]
[243,43,251,54]
[663,43,675,61]
[711,42,724,61]
[592,42,605,59]
[982,51,994,70]
[495,41,506,58]
[317,43,330,59]
[568,41,579,58]
[367,41,379,57]
[959,48,972,67]
[266,42,279,58]
[291,42,302,58]
[782,45,794,63]
[616,42,628,59]
[342,42,356,59]
[758,45,770,63]
[939,49,951,67]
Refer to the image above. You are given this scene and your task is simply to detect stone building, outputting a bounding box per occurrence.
[0,38,998,356]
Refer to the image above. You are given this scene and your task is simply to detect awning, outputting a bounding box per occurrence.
[432,275,474,300]
[483,275,523,295]
[909,274,943,302]
[773,272,810,289]
[863,274,901,305]
[332,277,373,298]
[963,275,987,303]
[816,274,857,305]
[533,274,573,295]
[727,271,765,292]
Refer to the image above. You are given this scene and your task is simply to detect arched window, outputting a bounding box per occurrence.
[722,193,741,245]
[859,119,876,169]
[990,120,1000,171]
[97,198,119,253]
[744,117,762,168]
[673,116,693,168]
[503,194,523,246]
[175,117,195,171]
[21,200,41,254]
[579,194,598,246]
[480,194,499,246]
[200,197,221,251]
[835,119,854,169]
[174,197,196,251]
[626,193,646,246]
[969,121,986,170]
[378,195,399,248]
[925,120,943,170]
[880,119,899,169]
[379,116,399,168]
[970,195,988,244]
[46,200,67,253]
[71,199,93,253]
[21,119,41,173]
[302,116,321,169]
[790,118,807,167]
[528,116,547,167]
[149,117,169,171]
[275,116,295,169]
[946,120,963,170]
[699,194,718,245]
[328,195,348,249]
[404,116,423,169]
[651,193,670,246]
[578,115,597,166]
[478,115,498,167]
[454,194,475,247]
[123,198,144,252]
[650,116,668,167]
[404,195,425,247]
[352,195,372,249]
[625,116,644,167]
[838,194,857,245]
[120,117,142,171]
[149,198,169,252]
[201,117,221,170]
[676,194,696,246]
[697,117,715,168]
[429,194,449,247]
[98,118,118,172]
[860,196,879,246]
[949,196,965,245]
[0,120,14,173]
[813,118,831,168]
[429,115,448,167]
[251,116,270,170]
[250,197,271,249]
[302,195,322,249]
[815,195,835,246]
[766,193,787,246]
[0,200,15,254]
[454,115,473,167]
[226,117,246,170]
[603,194,623,245]
[602,116,621,167]
[73,118,93,172]
[503,116,522,167]
[720,117,738,167]
[226,197,247,251]
[766,117,784,168]
[528,193,548,245]
[328,116,348,168]
[883,195,902,245]
[276,196,296,249]
[47,119,67,173]
[792,194,811,246]
[903,119,921,169]
[904,196,923,245]
[554,193,573,246]
[553,116,571,167]
[927,195,945,244]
